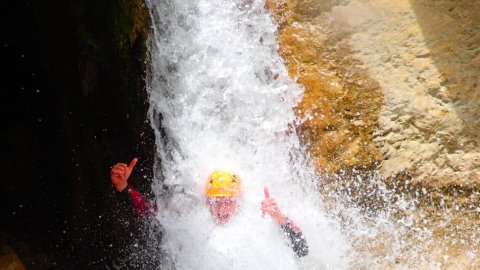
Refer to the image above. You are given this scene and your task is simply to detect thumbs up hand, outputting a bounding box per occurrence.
[261,187,286,225]
[110,158,138,192]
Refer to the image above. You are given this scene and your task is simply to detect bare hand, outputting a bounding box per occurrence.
[261,187,286,225]
[110,158,138,192]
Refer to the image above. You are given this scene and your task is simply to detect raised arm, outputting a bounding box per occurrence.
[111,158,138,192]
[110,158,156,216]
[261,187,309,257]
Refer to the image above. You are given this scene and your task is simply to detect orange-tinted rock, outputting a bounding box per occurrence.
[267,0,383,173]
[0,245,26,270]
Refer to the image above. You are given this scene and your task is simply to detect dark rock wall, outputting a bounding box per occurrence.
[2,0,155,268]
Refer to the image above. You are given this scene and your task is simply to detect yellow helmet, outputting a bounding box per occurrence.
[205,170,241,197]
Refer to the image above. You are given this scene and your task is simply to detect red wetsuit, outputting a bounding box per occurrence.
[123,185,157,217]
[121,185,309,257]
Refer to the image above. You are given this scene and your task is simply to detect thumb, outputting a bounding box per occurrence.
[264,187,270,199]
[128,158,138,170]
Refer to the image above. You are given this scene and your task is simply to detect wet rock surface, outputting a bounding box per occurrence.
[267,0,479,267]
[266,0,384,174]
[342,0,480,194]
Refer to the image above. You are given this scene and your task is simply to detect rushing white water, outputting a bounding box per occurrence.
[146,0,351,269]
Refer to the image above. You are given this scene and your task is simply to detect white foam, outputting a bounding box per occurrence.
[146,0,351,269]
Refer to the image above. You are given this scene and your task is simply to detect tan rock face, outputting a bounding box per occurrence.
[267,0,480,267]
[267,0,384,174]
[269,0,480,190]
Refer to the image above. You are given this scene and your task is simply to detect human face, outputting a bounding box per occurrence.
[206,196,239,225]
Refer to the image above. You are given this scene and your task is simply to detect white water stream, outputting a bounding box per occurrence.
[146,0,351,269]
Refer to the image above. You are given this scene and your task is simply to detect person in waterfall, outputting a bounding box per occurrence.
[110,157,309,257]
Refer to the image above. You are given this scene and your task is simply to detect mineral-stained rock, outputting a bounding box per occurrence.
[3,0,155,268]
[267,0,480,192]
[267,0,480,267]
[267,0,384,174]
[268,0,480,189]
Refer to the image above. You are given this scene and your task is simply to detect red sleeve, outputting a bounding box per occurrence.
[126,185,157,217]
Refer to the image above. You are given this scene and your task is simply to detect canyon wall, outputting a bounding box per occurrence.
[267,0,479,267]
[2,0,155,268]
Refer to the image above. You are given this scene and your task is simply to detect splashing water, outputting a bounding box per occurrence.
[142,0,480,269]
[146,0,351,269]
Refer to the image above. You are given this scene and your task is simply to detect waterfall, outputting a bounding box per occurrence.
[145,0,351,269]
